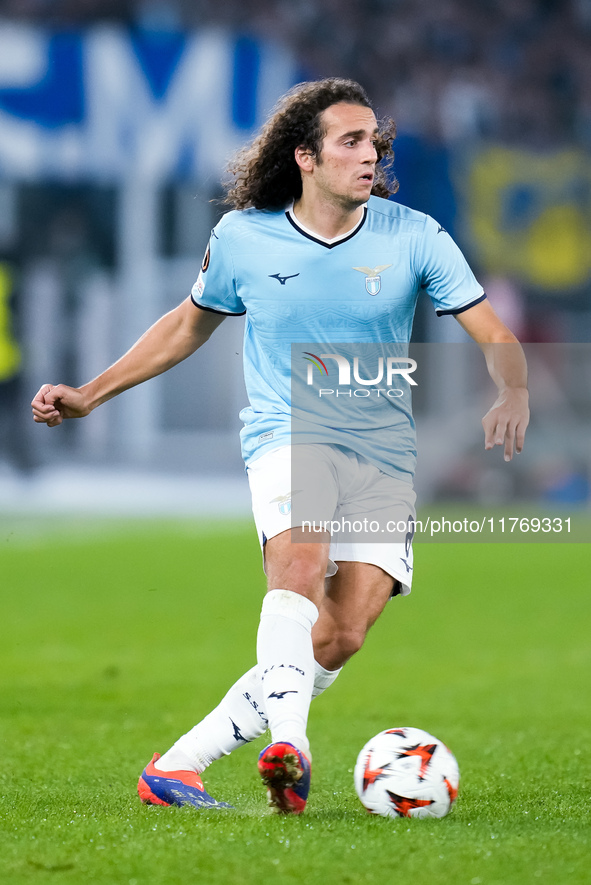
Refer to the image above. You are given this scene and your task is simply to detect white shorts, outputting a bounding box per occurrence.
[246,444,416,595]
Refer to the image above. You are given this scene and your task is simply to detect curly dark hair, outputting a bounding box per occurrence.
[223,78,398,211]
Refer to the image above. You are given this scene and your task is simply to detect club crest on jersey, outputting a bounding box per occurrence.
[353,264,392,296]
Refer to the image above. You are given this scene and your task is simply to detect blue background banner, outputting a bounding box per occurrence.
[0,25,296,181]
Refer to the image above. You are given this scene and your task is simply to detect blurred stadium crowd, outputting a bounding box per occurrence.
[0,0,590,509]
[1,0,590,146]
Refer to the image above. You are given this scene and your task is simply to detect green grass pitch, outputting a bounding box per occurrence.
[1,517,589,884]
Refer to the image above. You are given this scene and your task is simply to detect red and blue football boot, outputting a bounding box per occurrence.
[257,742,311,814]
[138,753,232,809]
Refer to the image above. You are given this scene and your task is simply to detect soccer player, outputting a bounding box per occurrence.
[31,78,529,814]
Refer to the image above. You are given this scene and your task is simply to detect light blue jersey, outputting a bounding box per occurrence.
[191,195,484,480]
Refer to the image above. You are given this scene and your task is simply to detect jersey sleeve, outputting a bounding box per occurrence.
[415,215,486,316]
[191,227,246,316]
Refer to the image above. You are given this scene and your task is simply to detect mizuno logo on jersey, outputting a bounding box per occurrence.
[268,690,298,700]
[269,272,300,285]
[353,264,392,296]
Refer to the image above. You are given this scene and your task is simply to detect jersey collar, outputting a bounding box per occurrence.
[285,205,368,249]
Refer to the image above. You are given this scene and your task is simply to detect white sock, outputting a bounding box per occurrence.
[155,665,267,773]
[312,660,342,699]
[257,589,319,756]
[154,644,340,774]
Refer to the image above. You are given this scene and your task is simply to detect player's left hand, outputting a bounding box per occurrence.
[482,386,529,461]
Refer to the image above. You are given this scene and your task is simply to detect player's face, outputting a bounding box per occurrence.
[312,103,379,208]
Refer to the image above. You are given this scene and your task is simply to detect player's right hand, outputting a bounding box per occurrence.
[31,383,91,427]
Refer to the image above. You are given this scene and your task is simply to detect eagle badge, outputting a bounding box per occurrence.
[353,264,392,296]
[270,490,301,516]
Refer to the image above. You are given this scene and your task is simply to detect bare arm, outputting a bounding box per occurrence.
[455,299,529,461]
[31,297,226,427]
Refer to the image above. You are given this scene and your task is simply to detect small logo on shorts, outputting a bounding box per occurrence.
[270,490,301,515]
[259,431,274,442]
[399,556,413,574]
[400,514,415,573]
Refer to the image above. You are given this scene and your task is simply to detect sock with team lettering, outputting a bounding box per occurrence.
[256,588,318,756]
[154,649,339,774]
[155,665,267,773]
